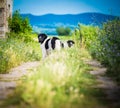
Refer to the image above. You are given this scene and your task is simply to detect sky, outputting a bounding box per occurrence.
[13,0,120,16]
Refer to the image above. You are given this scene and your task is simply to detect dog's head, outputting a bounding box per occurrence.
[38,33,48,44]
[67,40,75,47]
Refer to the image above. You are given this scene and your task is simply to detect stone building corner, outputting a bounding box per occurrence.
[0,0,13,38]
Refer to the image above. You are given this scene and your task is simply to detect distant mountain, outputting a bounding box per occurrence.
[21,12,118,35]
[21,12,117,26]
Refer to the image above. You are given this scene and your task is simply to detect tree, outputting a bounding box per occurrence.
[8,10,32,34]
[22,18,32,33]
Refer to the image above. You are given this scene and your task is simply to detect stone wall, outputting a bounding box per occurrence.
[0,0,13,38]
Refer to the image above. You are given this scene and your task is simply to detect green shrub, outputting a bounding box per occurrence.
[75,20,120,83]
[73,24,99,49]
[7,32,35,43]
[56,26,71,36]
[97,19,120,82]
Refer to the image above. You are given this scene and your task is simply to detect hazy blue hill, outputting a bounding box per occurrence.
[21,13,118,34]
[21,12,117,26]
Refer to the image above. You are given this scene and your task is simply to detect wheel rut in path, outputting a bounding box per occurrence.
[0,61,40,100]
[86,60,120,108]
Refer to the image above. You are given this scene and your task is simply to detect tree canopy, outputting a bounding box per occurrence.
[8,10,32,34]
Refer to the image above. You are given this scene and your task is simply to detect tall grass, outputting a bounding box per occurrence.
[0,33,41,73]
[5,47,106,108]
[0,34,107,108]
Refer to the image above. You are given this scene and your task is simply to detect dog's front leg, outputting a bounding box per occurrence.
[42,48,47,59]
[40,44,47,59]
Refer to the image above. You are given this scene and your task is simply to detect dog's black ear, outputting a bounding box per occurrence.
[38,33,48,38]
[38,33,48,44]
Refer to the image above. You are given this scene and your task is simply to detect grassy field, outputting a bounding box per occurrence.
[0,35,108,108]
[1,35,107,108]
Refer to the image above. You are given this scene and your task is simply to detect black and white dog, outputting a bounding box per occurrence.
[38,33,75,58]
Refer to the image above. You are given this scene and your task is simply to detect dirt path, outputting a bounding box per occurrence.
[0,61,40,100]
[86,60,120,108]
[0,60,120,108]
